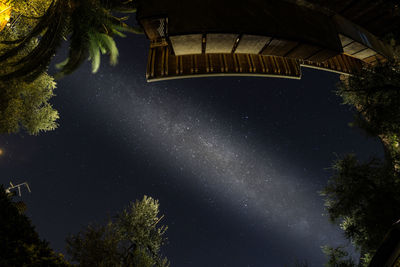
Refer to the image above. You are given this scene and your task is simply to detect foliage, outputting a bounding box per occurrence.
[0,73,59,135]
[337,62,400,138]
[324,45,400,266]
[360,252,373,267]
[337,61,400,169]
[66,196,169,267]
[322,246,356,267]
[322,246,373,267]
[320,155,400,264]
[0,0,142,81]
[0,185,71,267]
[0,0,59,135]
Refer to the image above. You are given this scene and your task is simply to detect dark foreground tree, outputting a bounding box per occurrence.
[0,186,70,267]
[320,155,400,266]
[66,196,169,267]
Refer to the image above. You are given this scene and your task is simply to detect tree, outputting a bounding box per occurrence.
[320,155,400,266]
[337,62,400,168]
[0,0,141,134]
[322,246,356,267]
[337,62,400,138]
[0,0,142,81]
[0,185,70,266]
[0,0,59,135]
[66,196,169,267]
[0,73,59,135]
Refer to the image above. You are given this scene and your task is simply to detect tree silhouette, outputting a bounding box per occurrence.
[0,185,70,266]
[321,155,400,266]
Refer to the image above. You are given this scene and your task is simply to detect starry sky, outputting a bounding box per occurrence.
[0,33,384,266]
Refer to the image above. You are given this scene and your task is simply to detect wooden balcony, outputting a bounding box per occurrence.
[146,46,302,82]
[146,45,365,82]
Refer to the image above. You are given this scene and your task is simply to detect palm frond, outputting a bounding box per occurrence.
[55,30,89,79]
[87,30,119,73]
[0,0,69,81]
[98,33,118,66]
[88,31,102,73]
[108,16,143,34]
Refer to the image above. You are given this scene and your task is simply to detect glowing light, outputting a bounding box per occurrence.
[0,148,3,156]
[0,1,12,32]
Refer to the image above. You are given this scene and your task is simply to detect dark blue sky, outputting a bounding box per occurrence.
[0,33,383,266]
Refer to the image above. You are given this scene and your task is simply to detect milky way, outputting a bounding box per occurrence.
[81,72,348,256]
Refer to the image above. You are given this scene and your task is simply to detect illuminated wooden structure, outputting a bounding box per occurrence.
[136,0,394,82]
[147,45,365,81]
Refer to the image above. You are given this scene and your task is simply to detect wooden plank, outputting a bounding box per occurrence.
[307,49,338,62]
[170,34,202,55]
[224,54,235,73]
[196,54,207,73]
[219,54,225,73]
[336,55,348,73]
[261,39,298,57]
[339,54,351,73]
[363,55,378,65]
[343,41,367,55]
[250,54,263,73]
[264,56,277,74]
[146,47,154,79]
[160,46,165,76]
[257,55,266,73]
[339,34,354,47]
[235,35,272,54]
[209,54,223,73]
[206,33,238,53]
[285,43,321,60]
[236,54,248,73]
[151,47,157,77]
[271,57,281,74]
[208,54,214,72]
[154,47,164,77]
[352,48,377,60]
[248,54,256,72]
[233,54,239,72]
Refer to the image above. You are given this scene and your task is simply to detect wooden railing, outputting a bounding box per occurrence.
[146,45,366,82]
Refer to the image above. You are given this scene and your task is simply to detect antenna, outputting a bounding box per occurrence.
[5,181,31,196]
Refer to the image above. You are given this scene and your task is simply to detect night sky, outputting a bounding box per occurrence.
[0,33,384,266]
